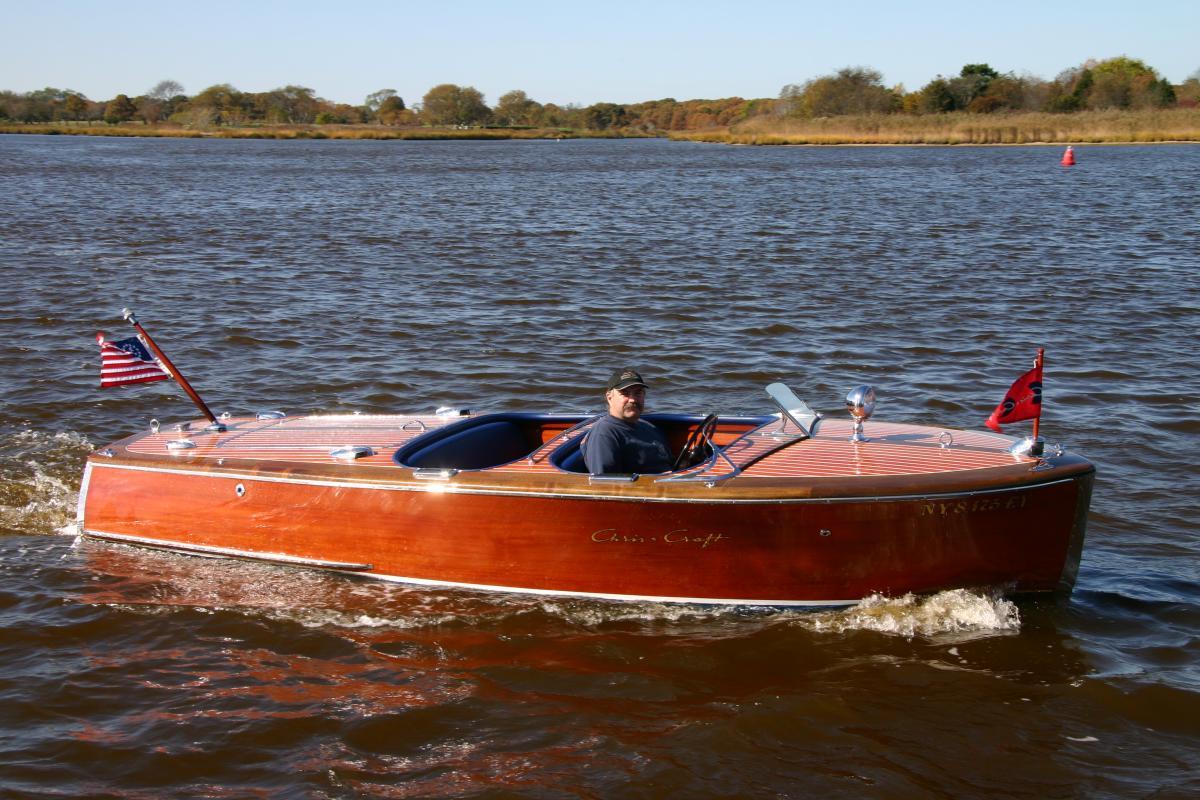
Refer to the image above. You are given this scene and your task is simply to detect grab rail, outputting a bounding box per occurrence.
[527,415,601,464]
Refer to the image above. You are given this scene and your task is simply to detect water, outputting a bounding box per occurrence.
[1,135,1197,797]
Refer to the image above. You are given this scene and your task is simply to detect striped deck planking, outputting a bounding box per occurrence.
[123,414,1026,478]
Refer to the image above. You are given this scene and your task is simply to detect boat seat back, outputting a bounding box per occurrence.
[555,441,589,473]
[401,420,533,470]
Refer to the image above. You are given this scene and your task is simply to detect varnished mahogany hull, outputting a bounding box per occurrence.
[80,461,1093,605]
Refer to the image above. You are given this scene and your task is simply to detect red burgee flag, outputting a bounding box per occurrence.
[985,351,1044,432]
[97,332,170,388]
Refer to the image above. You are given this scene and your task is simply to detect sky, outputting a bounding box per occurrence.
[3,0,1196,106]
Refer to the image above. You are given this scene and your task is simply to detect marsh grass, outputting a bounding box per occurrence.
[670,108,1200,145]
[6,110,1198,145]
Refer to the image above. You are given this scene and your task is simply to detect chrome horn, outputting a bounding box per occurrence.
[845,385,876,443]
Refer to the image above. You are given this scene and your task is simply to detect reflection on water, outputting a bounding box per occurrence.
[0,137,1197,797]
[9,536,1113,798]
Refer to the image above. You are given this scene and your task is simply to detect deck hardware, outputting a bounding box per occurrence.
[175,422,191,433]
[766,383,821,438]
[216,458,225,466]
[414,468,458,480]
[150,419,160,434]
[589,474,639,483]
[256,410,286,420]
[819,529,832,537]
[166,439,196,451]
[220,411,232,420]
[435,406,471,417]
[330,445,375,461]
[939,431,954,449]
[235,483,246,497]
[1009,437,1045,458]
[846,385,876,443]
[98,448,115,458]
[401,419,428,432]
[203,421,228,433]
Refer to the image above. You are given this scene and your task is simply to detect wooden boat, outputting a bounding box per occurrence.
[77,382,1094,607]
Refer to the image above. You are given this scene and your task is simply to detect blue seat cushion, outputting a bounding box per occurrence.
[403,420,531,470]
[557,445,589,473]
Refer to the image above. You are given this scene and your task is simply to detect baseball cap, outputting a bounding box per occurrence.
[606,367,647,392]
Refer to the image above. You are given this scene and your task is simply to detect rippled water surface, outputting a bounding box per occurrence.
[1,136,1197,798]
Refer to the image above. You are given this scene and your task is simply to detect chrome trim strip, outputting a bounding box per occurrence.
[85,461,1083,506]
[413,468,457,480]
[588,473,639,483]
[75,462,93,527]
[83,530,373,571]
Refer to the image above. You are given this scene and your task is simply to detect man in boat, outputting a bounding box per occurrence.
[583,367,673,474]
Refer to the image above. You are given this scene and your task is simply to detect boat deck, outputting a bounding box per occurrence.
[120,413,1028,479]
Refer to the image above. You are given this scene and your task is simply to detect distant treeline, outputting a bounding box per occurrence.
[0,82,764,132]
[3,57,1197,132]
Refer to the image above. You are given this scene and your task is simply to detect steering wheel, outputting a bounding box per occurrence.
[672,414,719,471]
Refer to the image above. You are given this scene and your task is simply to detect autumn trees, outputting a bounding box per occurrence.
[780,68,899,117]
[2,56,1193,131]
[772,58,1185,120]
[420,84,490,126]
[1047,57,1176,111]
[492,90,540,127]
[904,58,1179,115]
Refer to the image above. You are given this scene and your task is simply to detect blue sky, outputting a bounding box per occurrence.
[4,1,1196,106]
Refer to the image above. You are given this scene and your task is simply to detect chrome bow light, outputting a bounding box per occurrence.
[845,385,876,443]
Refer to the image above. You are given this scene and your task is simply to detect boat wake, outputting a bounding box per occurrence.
[72,538,1022,639]
[0,429,91,535]
[800,589,1022,638]
[535,589,1021,639]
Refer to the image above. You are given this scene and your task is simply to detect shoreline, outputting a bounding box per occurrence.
[668,108,1200,146]
[0,123,640,141]
[694,139,1200,147]
[4,113,1199,147]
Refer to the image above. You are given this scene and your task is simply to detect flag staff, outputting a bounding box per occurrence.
[1032,347,1044,443]
[122,308,224,431]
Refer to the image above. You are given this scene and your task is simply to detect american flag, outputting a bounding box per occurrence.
[97,332,171,388]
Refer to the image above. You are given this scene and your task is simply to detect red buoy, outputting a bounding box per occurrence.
[1061,145,1076,166]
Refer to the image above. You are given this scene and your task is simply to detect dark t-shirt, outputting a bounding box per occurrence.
[583,415,673,474]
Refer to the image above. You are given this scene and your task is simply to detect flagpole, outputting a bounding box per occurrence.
[122,308,224,430]
[1032,347,1045,442]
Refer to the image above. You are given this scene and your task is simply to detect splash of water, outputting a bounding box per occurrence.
[0,429,92,535]
[803,589,1021,638]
